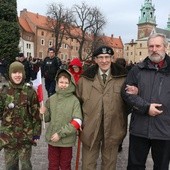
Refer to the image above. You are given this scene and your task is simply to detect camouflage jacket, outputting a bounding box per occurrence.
[0,82,41,149]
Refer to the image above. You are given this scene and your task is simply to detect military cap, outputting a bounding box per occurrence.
[9,61,26,82]
[93,45,114,57]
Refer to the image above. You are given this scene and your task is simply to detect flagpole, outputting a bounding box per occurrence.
[41,101,46,129]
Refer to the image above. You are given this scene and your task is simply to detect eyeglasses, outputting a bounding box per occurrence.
[96,55,111,60]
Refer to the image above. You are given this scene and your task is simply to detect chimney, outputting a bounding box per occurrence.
[20,8,27,16]
[111,34,114,38]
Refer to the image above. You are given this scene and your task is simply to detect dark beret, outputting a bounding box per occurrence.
[18,53,24,57]
[93,45,114,57]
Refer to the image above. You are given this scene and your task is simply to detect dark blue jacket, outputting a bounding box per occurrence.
[42,56,61,81]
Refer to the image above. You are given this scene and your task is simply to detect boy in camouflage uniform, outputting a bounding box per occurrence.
[0,61,41,170]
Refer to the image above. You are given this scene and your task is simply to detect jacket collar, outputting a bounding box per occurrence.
[81,62,127,80]
[138,54,170,74]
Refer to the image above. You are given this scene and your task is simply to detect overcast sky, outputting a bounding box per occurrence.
[17,0,170,43]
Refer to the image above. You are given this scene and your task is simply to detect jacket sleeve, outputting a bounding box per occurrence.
[57,99,82,138]
[44,99,51,122]
[29,89,42,137]
[121,66,150,115]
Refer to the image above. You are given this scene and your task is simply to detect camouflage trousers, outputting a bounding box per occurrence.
[4,145,32,170]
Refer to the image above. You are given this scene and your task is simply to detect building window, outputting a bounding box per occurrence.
[64,44,68,49]
[150,12,153,18]
[39,52,43,59]
[65,54,68,59]
[60,53,64,60]
[140,43,142,48]
[26,36,31,41]
[131,52,133,55]
[41,31,44,36]
[26,43,31,49]
[127,46,129,50]
[41,39,45,46]
[76,46,79,51]
[139,51,142,56]
[49,40,53,47]
[52,33,54,37]
[27,52,31,57]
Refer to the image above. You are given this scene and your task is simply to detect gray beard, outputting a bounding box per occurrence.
[149,54,165,63]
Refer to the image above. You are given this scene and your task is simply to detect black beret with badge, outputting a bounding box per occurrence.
[93,45,114,57]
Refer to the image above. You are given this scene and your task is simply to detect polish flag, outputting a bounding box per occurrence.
[32,69,43,103]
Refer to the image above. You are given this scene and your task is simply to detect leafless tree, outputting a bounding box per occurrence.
[46,3,73,55]
[88,7,106,59]
[66,2,106,60]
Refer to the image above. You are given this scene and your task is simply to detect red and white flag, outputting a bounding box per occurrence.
[32,69,46,129]
[32,69,43,103]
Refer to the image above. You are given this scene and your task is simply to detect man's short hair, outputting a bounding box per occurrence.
[48,48,55,53]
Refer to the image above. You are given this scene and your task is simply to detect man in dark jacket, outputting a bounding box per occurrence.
[18,53,33,83]
[42,48,61,97]
[121,33,170,170]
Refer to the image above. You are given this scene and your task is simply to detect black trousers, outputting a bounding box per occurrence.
[44,79,56,97]
[127,134,170,170]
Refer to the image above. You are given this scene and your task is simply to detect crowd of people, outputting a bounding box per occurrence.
[0,32,170,170]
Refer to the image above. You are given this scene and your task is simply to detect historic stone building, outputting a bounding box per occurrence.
[124,0,170,63]
[18,9,124,61]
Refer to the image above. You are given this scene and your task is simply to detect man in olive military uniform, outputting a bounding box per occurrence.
[0,61,41,170]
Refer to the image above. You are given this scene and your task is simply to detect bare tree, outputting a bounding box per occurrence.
[46,3,73,55]
[88,7,106,59]
[66,2,106,60]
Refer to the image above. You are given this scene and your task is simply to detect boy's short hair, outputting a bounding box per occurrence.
[57,71,71,83]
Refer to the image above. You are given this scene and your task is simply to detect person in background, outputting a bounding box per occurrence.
[68,57,83,169]
[39,69,82,170]
[115,58,126,68]
[0,61,41,170]
[60,60,68,70]
[126,60,134,71]
[68,58,83,84]
[42,48,62,97]
[18,53,32,82]
[121,33,170,170]
[76,45,128,170]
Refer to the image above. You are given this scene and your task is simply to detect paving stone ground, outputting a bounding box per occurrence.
[0,78,155,169]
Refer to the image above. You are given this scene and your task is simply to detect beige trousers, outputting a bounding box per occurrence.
[82,123,119,170]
